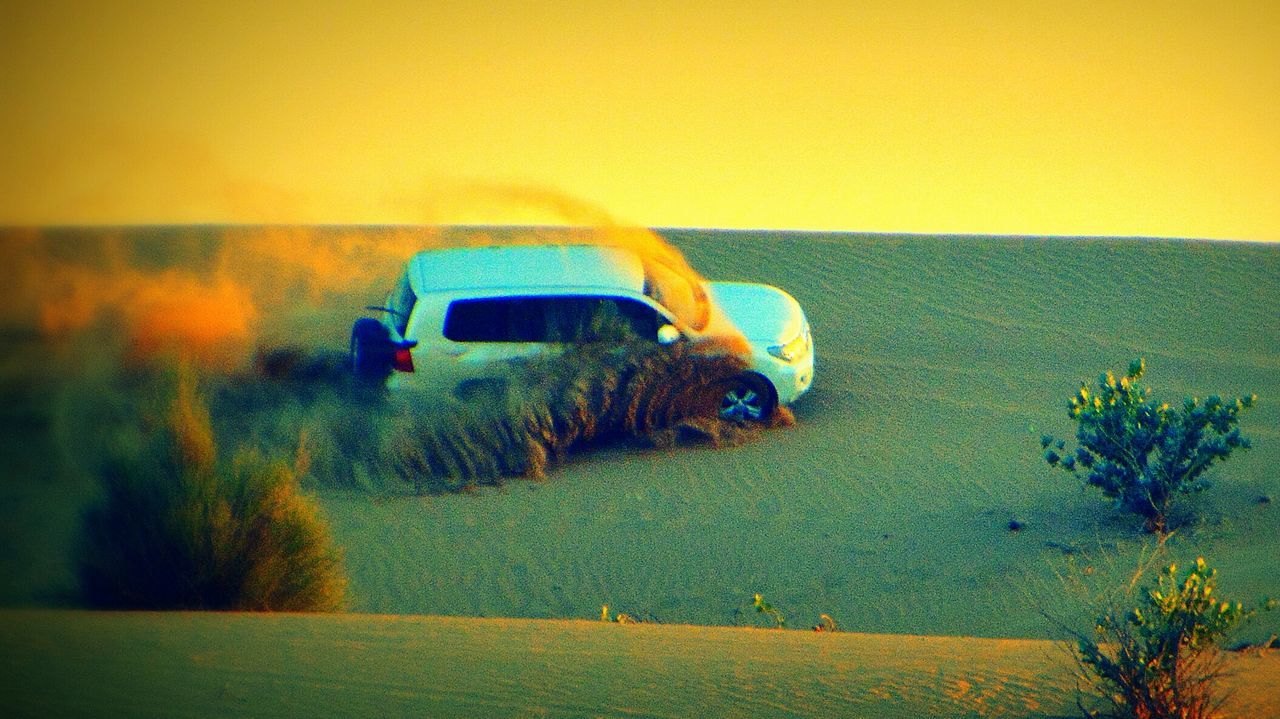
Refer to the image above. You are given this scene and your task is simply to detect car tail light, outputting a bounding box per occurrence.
[392,347,415,372]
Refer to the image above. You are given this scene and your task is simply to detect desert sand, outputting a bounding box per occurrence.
[4,610,1278,718]
[1,229,1277,717]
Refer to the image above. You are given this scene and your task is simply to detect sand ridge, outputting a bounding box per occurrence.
[4,610,1279,718]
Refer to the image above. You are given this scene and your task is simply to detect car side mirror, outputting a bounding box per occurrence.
[657,324,680,345]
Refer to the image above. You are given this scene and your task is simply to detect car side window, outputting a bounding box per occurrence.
[609,297,663,339]
[443,298,521,342]
[443,296,664,343]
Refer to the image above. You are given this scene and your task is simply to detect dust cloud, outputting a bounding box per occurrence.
[1,187,775,492]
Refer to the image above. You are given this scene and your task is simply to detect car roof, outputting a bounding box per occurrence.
[407,244,647,295]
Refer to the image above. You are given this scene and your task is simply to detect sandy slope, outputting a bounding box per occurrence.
[320,232,1280,638]
[3,231,1279,637]
[1,230,1278,718]
[4,610,1278,719]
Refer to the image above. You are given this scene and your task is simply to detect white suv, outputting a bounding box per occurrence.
[349,244,813,421]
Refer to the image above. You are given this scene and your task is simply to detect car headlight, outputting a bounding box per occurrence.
[767,326,810,363]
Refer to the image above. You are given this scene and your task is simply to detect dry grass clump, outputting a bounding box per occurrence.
[85,307,793,498]
[384,339,791,494]
[227,330,792,495]
[56,330,792,502]
[205,346,392,493]
[78,369,346,611]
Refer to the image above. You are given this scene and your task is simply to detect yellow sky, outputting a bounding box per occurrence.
[2,1,1277,239]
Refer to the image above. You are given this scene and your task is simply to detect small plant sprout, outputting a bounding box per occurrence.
[600,605,637,624]
[753,593,785,629]
[1042,358,1255,533]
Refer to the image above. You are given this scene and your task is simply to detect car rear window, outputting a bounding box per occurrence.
[443,296,662,343]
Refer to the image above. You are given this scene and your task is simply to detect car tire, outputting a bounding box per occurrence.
[349,318,394,381]
[717,373,776,423]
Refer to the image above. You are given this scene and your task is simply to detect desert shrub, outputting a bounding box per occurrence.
[383,338,788,494]
[213,346,397,493]
[78,368,346,610]
[198,331,787,496]
[1074,557,1251,719]
[1042,359,1255,533]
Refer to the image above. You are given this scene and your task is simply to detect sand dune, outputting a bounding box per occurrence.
[4,231,1279,637]
[4,610,1278,719]
[1,229,1278,717]
[319,231,1280,639]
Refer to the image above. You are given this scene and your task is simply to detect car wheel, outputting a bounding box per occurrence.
[718,373,775,423]
[349,318,393,381]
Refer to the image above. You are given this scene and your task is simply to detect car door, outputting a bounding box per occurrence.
[441,296,555,392]
[435,295,666,398]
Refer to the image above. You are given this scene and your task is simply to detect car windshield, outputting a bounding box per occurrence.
[644,260,709,331]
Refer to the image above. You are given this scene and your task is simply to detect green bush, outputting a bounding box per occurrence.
[1043,359,1255,533]
[78,369,346,610]
[1075,558,1250,719]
